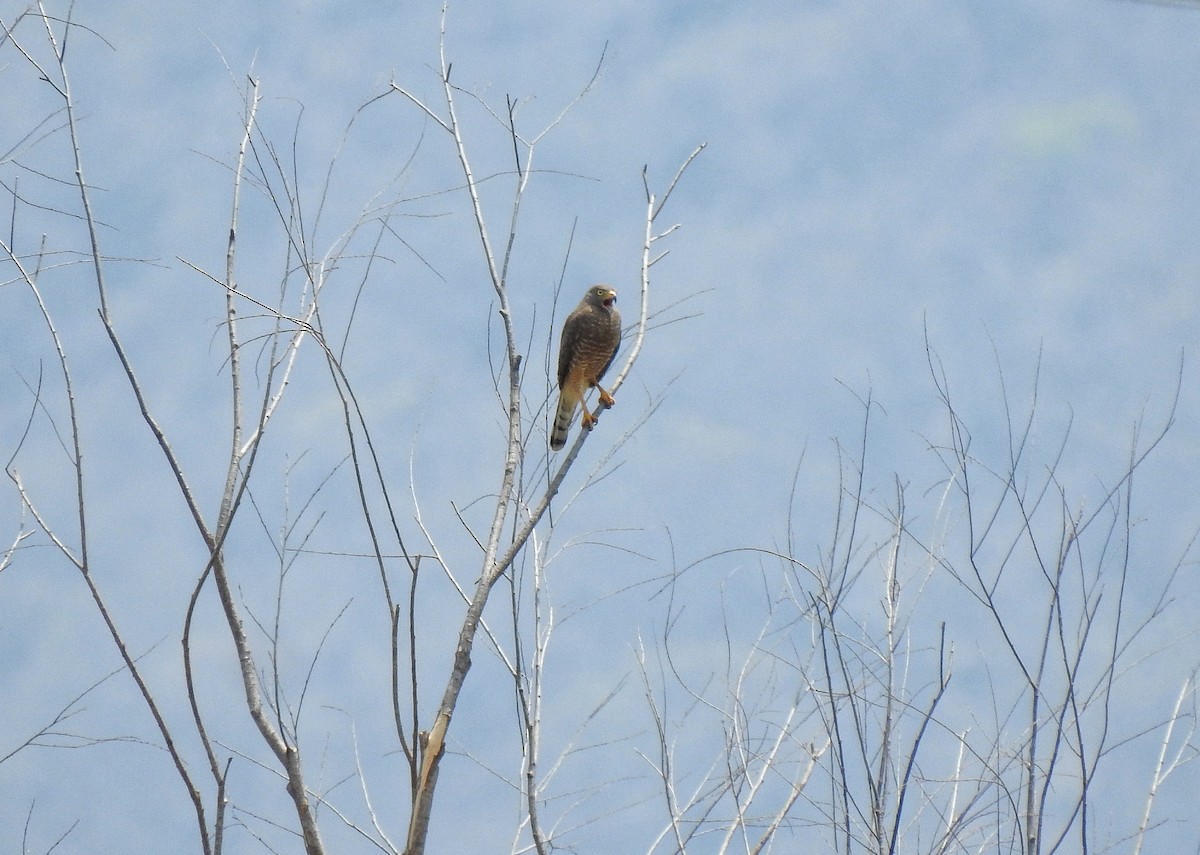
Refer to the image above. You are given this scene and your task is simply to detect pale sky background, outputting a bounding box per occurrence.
[2,1,1200,852]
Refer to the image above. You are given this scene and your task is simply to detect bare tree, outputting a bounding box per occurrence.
[2,3,702,853]
[4,4,1198,855]
[379,17,703,853]
[638,354,1198,853]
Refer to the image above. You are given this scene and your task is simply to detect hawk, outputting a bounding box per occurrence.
[550,284,622,451]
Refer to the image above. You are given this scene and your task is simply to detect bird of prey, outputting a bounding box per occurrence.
[550,284,622,451]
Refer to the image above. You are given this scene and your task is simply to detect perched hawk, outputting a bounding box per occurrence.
[550,284,622,451]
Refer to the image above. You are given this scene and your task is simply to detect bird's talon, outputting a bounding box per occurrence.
[599,389,615,408]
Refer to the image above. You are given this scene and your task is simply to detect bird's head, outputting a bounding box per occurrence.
[587,284,617,310]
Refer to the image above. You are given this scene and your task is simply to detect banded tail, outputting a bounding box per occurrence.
[549,392,577,451]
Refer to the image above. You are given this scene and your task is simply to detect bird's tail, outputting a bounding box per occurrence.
[549,393,576,451]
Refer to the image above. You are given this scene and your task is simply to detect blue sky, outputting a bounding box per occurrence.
[3,1,1200,852]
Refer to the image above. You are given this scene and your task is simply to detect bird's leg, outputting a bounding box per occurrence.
[580,398,597,431]
[582,386,615,431]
